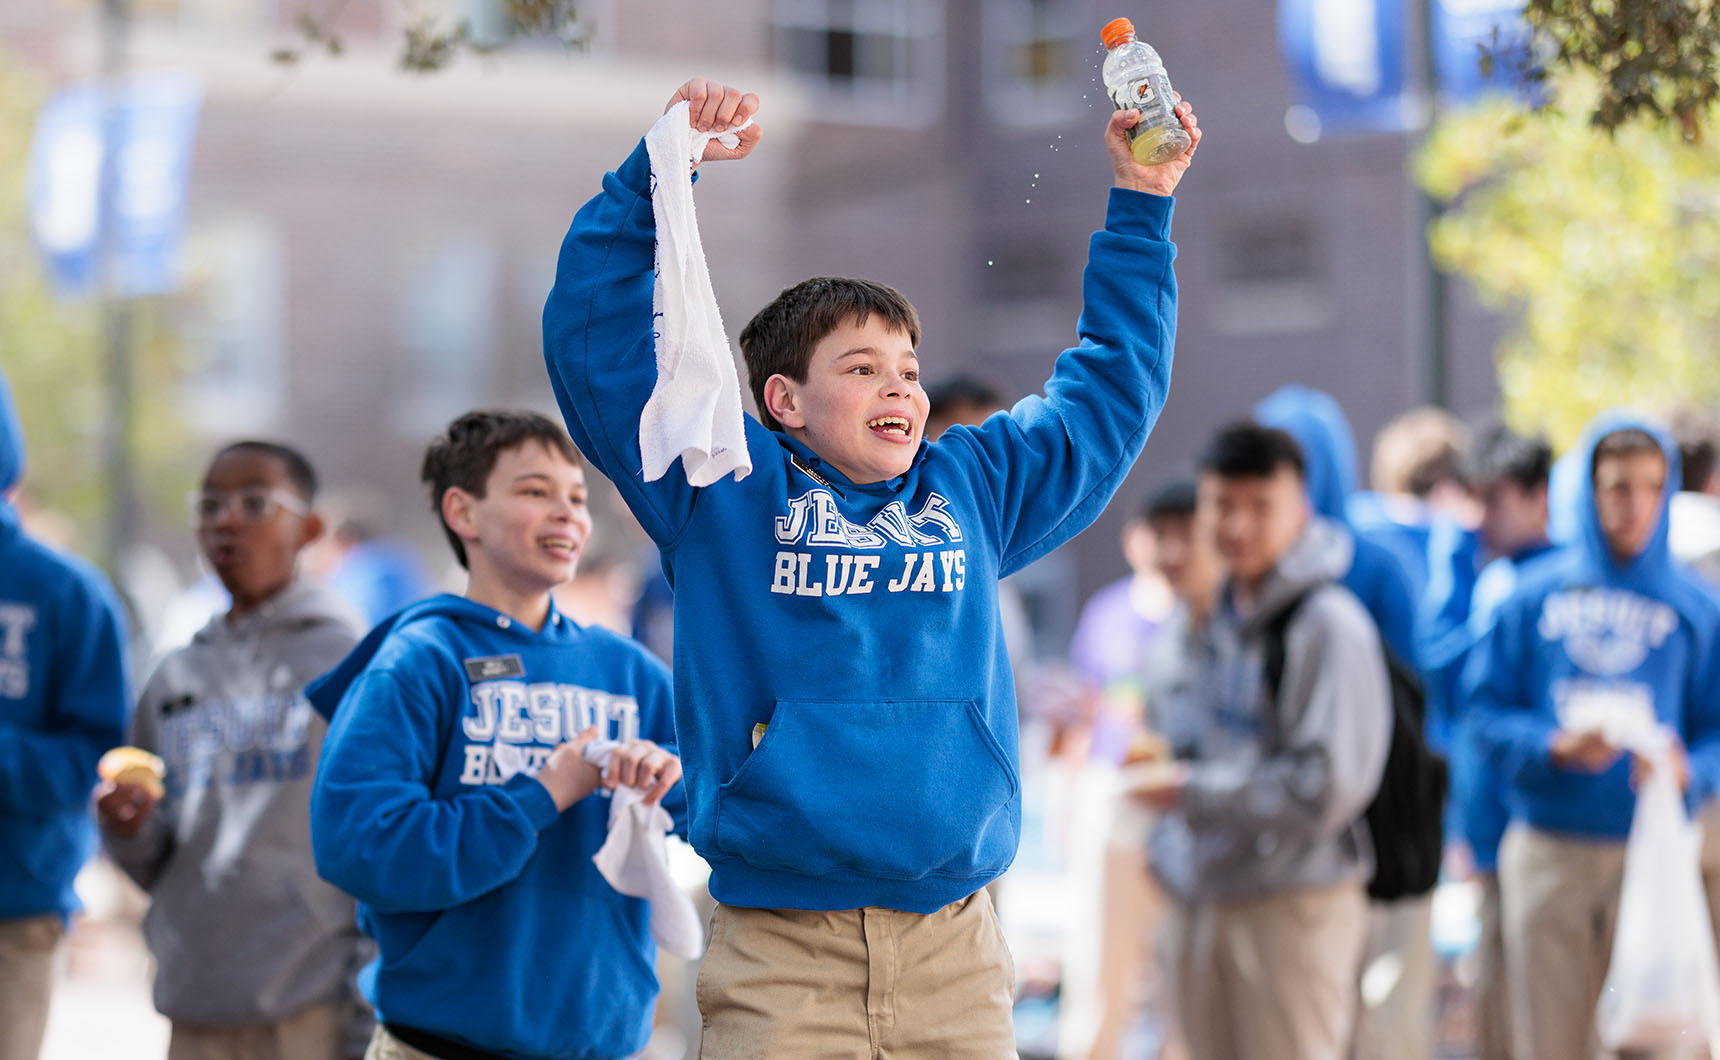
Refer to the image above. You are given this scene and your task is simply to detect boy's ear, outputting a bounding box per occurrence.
[297,511,326,550]
[441,487,479,543]
[763,374,806,430]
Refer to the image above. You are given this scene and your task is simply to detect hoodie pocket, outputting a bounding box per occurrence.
[714,698,1019,880]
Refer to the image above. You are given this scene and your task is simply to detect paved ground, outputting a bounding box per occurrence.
[41,859,169,1060]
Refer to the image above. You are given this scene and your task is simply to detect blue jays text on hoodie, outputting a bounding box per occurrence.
[0,367,131,922]
[1469,412,1720,842]
[542,139,1177,914]
[309,595,684,1060]
[1252,386,1421,666]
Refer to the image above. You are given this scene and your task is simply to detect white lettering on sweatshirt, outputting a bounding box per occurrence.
[0,602,35,699]
[1538,588,1680,677]
[459,681,641,788]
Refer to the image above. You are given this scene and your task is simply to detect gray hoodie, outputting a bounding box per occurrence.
[1150,517,1392,903]
[103,581,366,1031]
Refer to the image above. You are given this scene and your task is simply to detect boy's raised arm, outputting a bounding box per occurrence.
[541,80,760,546]
[942,102,1200,573]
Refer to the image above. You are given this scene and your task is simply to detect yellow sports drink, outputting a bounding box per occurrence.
[1101,17,1190,166]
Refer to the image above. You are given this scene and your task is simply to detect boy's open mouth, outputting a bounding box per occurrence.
[866,416,912,439]
[538,536,580,557]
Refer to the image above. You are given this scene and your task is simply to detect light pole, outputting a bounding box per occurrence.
[99,0,137,579]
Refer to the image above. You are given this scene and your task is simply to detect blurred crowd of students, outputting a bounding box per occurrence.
[1047,381,1720,1060]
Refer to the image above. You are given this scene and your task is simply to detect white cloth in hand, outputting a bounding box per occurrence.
[640,100,755,487]
[582,740,704,960]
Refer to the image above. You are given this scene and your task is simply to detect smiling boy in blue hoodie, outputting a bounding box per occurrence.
[308,411,685,1060]
[542,77,1198,1056]
[1470,411,1720,1060]
[0,367,130,1060]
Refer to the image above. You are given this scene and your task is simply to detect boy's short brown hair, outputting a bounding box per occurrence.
[738,277,921,432]
[1591,427,1665,480]
[421,410,581,569]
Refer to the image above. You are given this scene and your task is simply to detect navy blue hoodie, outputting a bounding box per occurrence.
[309,595,683,1060]
[1252,385,1421,664]
[543,139,1177,914]
[1469,412,1720,841]
[0,368,131,922]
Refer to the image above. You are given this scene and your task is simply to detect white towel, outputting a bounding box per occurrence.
[640,101,754,487]
[583,740,705,960]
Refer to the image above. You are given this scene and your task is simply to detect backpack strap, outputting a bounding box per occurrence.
[1261,587,1319,726]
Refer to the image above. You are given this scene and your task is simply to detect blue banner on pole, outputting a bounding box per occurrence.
[1433,0,1537,105]
[1279,0,1413,139]
[28,72,202,299]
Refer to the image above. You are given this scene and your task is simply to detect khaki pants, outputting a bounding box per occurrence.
[362,1026,434,1060]
[696,891,1018,1060]
[1475,873,1513,1060]
[1498,825,1661,1060]
[1349,894,1436,1060]
[168,1003,343,1060]
[1166,882,1368,1060]
[0,914,63,1060]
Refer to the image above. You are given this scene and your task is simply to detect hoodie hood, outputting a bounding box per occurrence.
[0,368,22,543]
[307,592,569,720]
[190,579,361,649]
[0,368,23,515]
[1231,516,1356,633]
[1558,410,1680,586]
[1253,385,1359,522]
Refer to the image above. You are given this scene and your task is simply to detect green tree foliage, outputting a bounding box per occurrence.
[1418,80,1720,448]
[0,54,189,562]
[1521,0,1720,139]
[275,0,589,72]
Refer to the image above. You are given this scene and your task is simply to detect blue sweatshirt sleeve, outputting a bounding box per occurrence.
[311,664,563,915]
[1465,591,1560,791]
[0,567,129,813]
[937,190,1176,574]
[1679,614,1720,811]
[542,139,703,546]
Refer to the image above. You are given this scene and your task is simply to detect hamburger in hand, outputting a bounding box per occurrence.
[95,746,166,838]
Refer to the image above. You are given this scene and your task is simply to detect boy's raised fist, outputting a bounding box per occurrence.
[1108,97,1200,197]
[667,78,762,164]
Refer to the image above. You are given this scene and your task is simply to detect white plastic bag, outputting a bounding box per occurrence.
[1596,731,1720,1053]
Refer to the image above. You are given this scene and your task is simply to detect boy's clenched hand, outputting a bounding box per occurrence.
[667,78,762,165]
[95,780,161,838]
[603,739,683,807]
[538,726,605,811]
[1107,97,1200,197]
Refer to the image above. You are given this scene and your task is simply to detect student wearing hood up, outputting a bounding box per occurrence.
[0,367,131,1060]
[1469,411,1720,1060]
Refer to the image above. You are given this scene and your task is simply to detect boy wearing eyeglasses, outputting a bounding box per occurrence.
[97,441,372,1060]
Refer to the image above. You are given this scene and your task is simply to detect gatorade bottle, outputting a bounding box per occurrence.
[1100,17,1190,166]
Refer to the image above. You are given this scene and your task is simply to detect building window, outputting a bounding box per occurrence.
[1211,219,1334,335]
[178,214,285,432]
[982,0,1085,125]
[773,0,945,125]
[392,232,498,436]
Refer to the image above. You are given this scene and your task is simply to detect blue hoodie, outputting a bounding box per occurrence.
[1468,411,1720,841]
[0,369,131,922]
[308,595,683,1060]
[1252,386,1421,665]
[543,139,1176,914]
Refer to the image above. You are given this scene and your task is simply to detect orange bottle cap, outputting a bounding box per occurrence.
[1101,17,1136,49]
